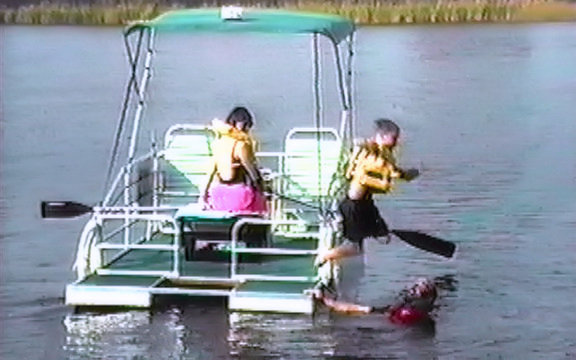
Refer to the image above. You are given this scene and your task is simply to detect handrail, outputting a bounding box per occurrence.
[102,150,156,206]
[96,244,175,250]
[285,127,340,141]
[94,205,180,213]
[229,218,318,280]
[92,212,181,276]
[102,219,139,243]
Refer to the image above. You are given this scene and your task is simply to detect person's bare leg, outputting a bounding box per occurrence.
[321,296,372,315]
[316,242,361,264]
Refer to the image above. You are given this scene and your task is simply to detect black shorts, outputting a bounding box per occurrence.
[338,197,389,247]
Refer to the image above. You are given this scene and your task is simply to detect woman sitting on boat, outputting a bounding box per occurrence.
[202,106,268,214]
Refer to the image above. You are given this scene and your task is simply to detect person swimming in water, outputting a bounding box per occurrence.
[313,278,438,325]
[202,107,268,214]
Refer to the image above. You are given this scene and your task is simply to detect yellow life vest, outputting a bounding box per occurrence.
[210,119,256,183]
[345,142,402,193]
[210,118,253,144]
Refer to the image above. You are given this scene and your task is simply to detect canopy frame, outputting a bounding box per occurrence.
[124,8,355,45]
[103,8,357,211]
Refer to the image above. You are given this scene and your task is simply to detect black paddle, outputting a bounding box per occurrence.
[269,192,456,259]
[390,230,456,258]
[41,201,93,218]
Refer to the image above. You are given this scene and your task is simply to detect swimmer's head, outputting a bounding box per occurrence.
[408,278,437,301]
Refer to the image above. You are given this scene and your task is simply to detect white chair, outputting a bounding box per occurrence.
[161,124,213,203]
[275,127,344,237]
[282,127,343,201]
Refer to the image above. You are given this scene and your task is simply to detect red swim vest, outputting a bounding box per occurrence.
[388,306,428,325]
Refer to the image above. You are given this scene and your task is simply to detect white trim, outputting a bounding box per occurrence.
[233,248,317,255]
[96,243,176,250]
[96,269,175,277]
[229,294,314,314]
[233,275,317,282]
[65,284,151,307]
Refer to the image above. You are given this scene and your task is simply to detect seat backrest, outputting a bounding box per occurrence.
[282,127,342,200]
[162,124,213,199]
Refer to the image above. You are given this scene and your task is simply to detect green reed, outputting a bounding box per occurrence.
[1,1,575,25]
[0,2,164,25]
[292,2,523,24]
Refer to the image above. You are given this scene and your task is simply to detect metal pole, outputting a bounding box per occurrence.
[312,33,324,213]
[346,34,356,141]
[127,28,155,166]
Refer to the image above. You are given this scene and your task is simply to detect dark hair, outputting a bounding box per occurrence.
[374,118,400,136]
[225,107,253,129]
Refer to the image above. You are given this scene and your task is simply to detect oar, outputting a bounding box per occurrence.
[268,192,456,259]
[41,201,93,218]
[390,230,456,259]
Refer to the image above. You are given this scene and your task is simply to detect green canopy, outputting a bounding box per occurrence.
[125,8,355,44]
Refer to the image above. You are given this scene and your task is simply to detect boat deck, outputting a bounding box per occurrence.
[66,232,320,314]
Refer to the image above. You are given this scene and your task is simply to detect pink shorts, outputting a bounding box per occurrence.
[208,183,268,215]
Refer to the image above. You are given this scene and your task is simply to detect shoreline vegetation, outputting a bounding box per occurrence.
[1,0,575,25]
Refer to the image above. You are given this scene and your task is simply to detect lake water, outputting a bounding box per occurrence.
[1,22,576,359]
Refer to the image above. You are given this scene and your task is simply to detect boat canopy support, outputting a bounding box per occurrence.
[103,9,356,212]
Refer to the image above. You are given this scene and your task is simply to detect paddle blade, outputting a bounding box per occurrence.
[391,230,456,258]
[41,201,93,218]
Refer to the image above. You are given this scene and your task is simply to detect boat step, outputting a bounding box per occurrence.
[67,275,317,313]
[66,275,162,307]
[152,276,242,297]
[66,275,242,308]
[229,280,316,314]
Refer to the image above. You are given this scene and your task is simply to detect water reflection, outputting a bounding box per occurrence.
[60,272,457,359]
[62,298,230,359]
[61,277,457,360]
[320,313,437,359]
[63,310,151,359]
[225,273,459,359]
[228,312,336,358]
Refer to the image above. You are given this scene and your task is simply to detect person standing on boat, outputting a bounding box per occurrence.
[202,107,268,214]
[318,118,419,263]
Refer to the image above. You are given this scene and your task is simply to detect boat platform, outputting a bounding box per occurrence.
[66,207,331,314]
[66,276,317,314]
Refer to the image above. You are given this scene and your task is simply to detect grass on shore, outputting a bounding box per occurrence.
[1,1,575,25]
[513,0,576,21]
[0,2,163,25]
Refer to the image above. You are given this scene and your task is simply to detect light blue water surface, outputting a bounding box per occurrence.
[1,23,576,359]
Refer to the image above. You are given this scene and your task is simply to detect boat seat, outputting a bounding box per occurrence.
[273,128,343,237]
[175,204,269,261]
[281,127,342,202]
[161,124,214,203]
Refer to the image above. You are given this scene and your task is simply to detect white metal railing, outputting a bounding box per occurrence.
[88,125,343,284]
[103,151,156,207]
[229,218,324,282]
[76,209,181,279]
[74,203,338,293]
